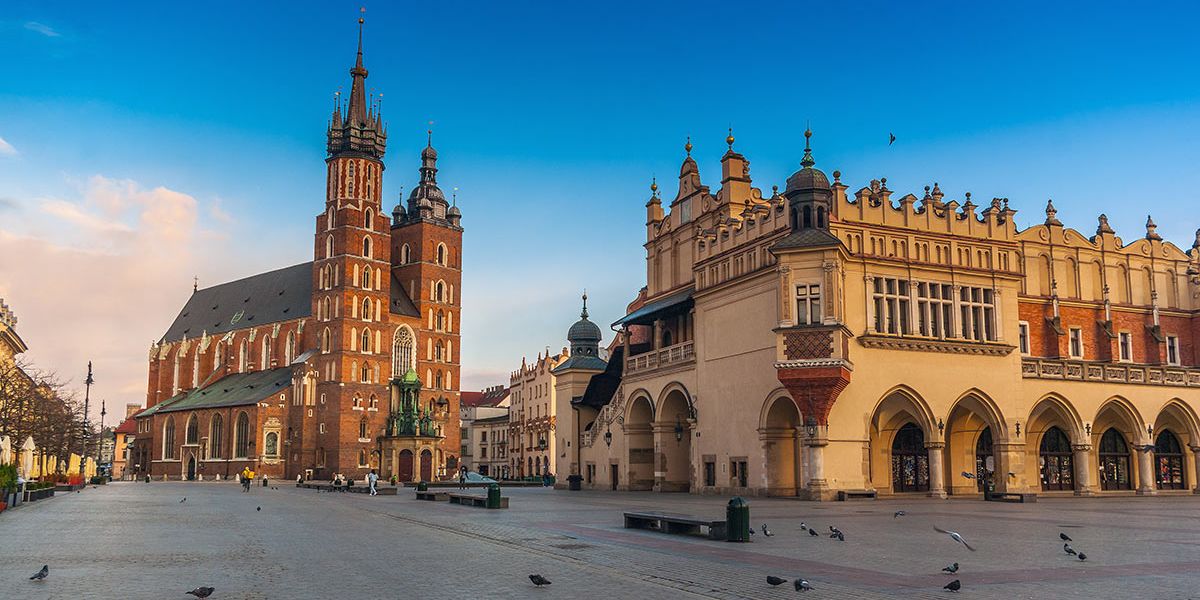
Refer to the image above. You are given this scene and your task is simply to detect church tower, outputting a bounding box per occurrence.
[309,13,395,476]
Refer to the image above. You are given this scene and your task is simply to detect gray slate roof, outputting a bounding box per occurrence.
[770,228,842,251]
[389,272,419,317]
[156,367,293,414]
[552,354,608,373]
[160,262,313,343]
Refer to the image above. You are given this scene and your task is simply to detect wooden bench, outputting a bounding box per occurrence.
[447,493,509,509]
[837,489,877,501]
[623,512,728,541]
[986,491,1037,503]
[415,490,449,501]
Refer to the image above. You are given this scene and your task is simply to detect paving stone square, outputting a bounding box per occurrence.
[3,483,1200,599]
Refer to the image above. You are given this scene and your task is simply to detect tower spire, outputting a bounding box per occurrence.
[326,8,386,159]
[346,8,369,127]
[581,291,589,319]
[800,126,815,168]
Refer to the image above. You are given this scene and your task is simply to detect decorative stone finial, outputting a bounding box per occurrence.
[771,184,779,198]
[726,127,735,149]
[684,136,692,156]
[1146,215,1162,240]
[650,177,657,194]
[1096,213,1115,234]
[1044,199,1062,226]
[832,170,841,183]
[581,291,589,319]
[800,128,815,168]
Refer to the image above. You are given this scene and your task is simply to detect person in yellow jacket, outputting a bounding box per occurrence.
[241,467,252,492]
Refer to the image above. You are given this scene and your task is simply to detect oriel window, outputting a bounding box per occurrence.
[795,284,821,325]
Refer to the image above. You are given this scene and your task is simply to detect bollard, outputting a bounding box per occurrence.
[725,497,750,542]
[417,480,428,492]
[145,475,151,483]
[262,477,268,488]
[487,483,501,509]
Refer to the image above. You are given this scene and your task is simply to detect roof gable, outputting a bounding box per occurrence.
[161,262,313,342]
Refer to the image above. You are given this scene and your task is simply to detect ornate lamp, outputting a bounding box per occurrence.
[604,426,612,447]
[674,417,684,442]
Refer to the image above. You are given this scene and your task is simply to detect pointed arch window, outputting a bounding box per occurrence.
[1039,426,1074,491]
[392,327,415,377]
[326,206,335,230]
[346,161,356,196]
[362,298,372,321]
[238,341,248,373]
[363,265,372,289]
[369,394,378,410]
[435,340,445,362]
[261,337,271,370]
[321,327,332,354]
[1099,428,1132,490]
[234,412,251,459]
[890,423,928,492]
[361,328,372,354]
[163,417,176,460]
[185,415,198,445]
[363,236,372,258]
[359,417,369,440]
[213,343,223,371]
[191,350,200,389]
[358,448,369,466]
[436,243,447,266]
[326,235,334,259]
[364,207,374,230]
[436,311,445,332]
[209,414,223,459]
[1155,430,1186,489]
[400,243,411,264]
[285,331,296,365]
[435,281,445,303]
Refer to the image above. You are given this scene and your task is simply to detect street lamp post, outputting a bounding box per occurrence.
[97,397,107,479]
[82,362,94,478]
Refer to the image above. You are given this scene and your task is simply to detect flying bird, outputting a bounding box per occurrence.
[767,576,788,586]
[934,527,976,551]
[942,562,959,574]
[894,510,906,518]
[529,574,552,587]
[889,133,896,146]
[1059,533,1072,542]
[960,471,975,480]
[795,578,813,592]
[944,579,961,592]
[29,565,48,580]
[1078,553,1088,561]
[186,587,215,598]
[762,524,774,537]
[808,528,818,537]
[1063,543,1077,556]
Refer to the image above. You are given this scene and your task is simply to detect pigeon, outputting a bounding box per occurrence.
[942,562,959,574]
[795,578,813,592]
[186,587,215,598]
[960,471,975,480]
[256,506,261,511]
[1059,533,1072,542]
[180,497,186,503]
[830,525,840,533]
[762,524,774,537]
[894,510,906,518]
[808,528,818,537]
[833,531,845,542]
[1063,543,1077,556]
[767,576,788,586]
[889,133,896,146]
[944,579,961,592]
[934,527,976,551]
[748,527,756,536]
[29,565,48,580]
[799,521,807,530]
[529,574,551,587]
[1078,553,1087,561]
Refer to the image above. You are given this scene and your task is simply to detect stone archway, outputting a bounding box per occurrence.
[760,393,802,496]
[1152,400,1200,492]
[398,449,414,482]
[1094,397,1148,494]
[1026,395,1087,495]
[655,386,693,492]
[625,395,654,491]
[420,449,433,482]
[869,388,941,497]
[944,391,1007,495]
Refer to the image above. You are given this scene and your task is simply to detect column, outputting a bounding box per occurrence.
[1191,446,1200,495]
[804,427,832,501]
[1072,444,1095,496]
[925,441,947,499]
[1136,447,1156,495]
[992,441,1026,493]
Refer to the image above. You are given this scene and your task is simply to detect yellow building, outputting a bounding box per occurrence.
[509,348,570,478]
[558,131,1200,499]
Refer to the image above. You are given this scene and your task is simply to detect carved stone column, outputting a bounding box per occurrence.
[1072,444,1095,496]
[1136,446,1156,495]
[925,441,947,499]
[804,431,831,501]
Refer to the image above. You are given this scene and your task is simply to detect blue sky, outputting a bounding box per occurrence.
[2,1,1199,417]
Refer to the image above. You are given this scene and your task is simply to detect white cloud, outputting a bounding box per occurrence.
[0,136,17,156]
[24,22,60,37]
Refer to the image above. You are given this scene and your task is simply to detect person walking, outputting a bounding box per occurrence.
[367,469,378,496]
[458,466,467,490]
[240,467,252,492]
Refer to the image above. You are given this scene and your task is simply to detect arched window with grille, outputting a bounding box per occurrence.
[209,414,223,459]
[890,423,928,492]
[163,417,176,460]
[1155,430,1186,489]
[234,412,251,459]
[1039,426,1074,491]
[1099,428,1132,490]
[185,415,198,445]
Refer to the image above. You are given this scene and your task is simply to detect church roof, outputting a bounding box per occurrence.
[155,367,293,414]
[771,228,842,251]
[389,272,420,317]
[160,262,313,343]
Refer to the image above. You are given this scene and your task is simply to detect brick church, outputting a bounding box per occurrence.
[132,18,463,483]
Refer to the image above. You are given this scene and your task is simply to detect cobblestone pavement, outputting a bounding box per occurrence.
[3,483,1200,599]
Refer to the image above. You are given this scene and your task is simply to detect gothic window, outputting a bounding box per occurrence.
[209,414,223,459]
[326,206,334,230]
[392,327,415,376]
[321,327,331,354]
[234,412,250,459]
[360,362,370,382]
[185,415,198,445]
[1039,426,1074,491]
[435,281,445,303]
[435,340,445,362]
[238,341,247,373]
[1099,428,1132,491]
[363,236,372,258]
[359,418,369,440]
[435,370,444,389]
[354,395,363,409]
[362,298,372,321]
[326,235,334,259]
[264,432,278,458]
[436,243,447,266]
[1155,430,1186,489]
[213,343,223,371]
[400,243,410,264]
[191,350,199,389]
[261,336,271,370]
[358,448,368,466]
[285,332,296,365]
[890,423,928,492]
[436,311,445,331]
[172,352,181,395]
[369,394,378,410]
[346,162,356,196]
[363,265,372,289]
[163,417,176,460]
[361,329,371,354]
[364,207,374,230]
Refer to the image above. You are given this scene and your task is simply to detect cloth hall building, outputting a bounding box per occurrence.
[132,21,464,483]
[556,130,1200,499]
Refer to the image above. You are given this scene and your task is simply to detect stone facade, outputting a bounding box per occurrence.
[558,130,1200,499]
[509,350,567,477]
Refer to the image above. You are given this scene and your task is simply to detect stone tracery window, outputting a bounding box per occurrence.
[392,327,415,376]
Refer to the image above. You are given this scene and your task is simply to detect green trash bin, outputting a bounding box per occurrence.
[417,481,428,492]
[726,497,750,542]
[487,483,502,509]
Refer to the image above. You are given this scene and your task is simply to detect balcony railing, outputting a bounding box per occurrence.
[1021,357,1200,387]
[626,340,695,376]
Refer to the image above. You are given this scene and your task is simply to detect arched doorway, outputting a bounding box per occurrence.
[891,423,929,493]
[398,449,414,482]
[1155,430,1186,490]
[974,427,993,492]
[186,455,196,481]
[761,394,802,496]
[656,387,692,492]
[625,395,654,491]
[420,449,433,482]
[1039,426,1074,491]
[1098,428,1132,491]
